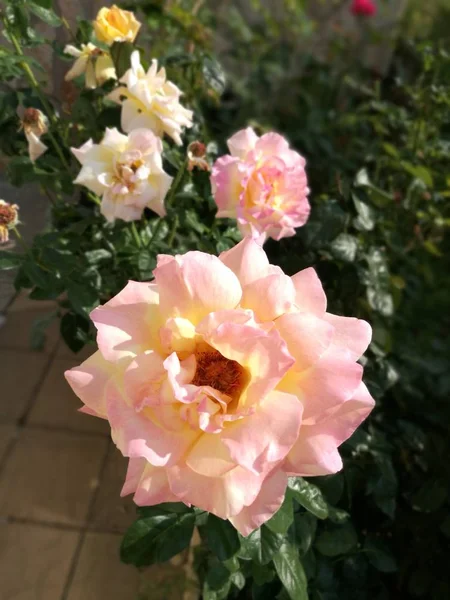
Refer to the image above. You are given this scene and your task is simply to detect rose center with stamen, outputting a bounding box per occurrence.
[192,349,247,402]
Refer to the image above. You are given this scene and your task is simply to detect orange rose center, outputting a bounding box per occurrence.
[192,349,247,402]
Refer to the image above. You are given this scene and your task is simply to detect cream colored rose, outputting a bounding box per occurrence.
[109,51,193,146]
[72,128,173,223]
[94,5,141,45]
[64,44,116,89]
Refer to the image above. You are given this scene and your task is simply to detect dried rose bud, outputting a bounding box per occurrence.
[187,141,210,172]
[18,107,49,162]
[0,200,19,244]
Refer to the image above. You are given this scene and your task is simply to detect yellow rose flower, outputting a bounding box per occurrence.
[94,5,141,45]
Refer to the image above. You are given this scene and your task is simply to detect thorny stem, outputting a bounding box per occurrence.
[3,20,73,175]
[131,221,142,248]
[168,215,178,248]
[147,159,187,250]
[166,159,187,207]
[11,226,28,253]
[87,192,101,206]
[146,218,164,250]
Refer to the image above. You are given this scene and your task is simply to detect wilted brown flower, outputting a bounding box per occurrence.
[18,107,49,162]
[187,141,210,172]
[0,200,19,244]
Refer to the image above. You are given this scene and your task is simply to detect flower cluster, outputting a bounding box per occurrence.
[62,6,375,537]
[69,8,193,223]
[66,238,374,535]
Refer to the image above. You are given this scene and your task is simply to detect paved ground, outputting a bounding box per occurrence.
[0,293,196,599]
[0,180,196,599]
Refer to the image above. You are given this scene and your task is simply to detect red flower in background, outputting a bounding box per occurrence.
[351,0,377,16]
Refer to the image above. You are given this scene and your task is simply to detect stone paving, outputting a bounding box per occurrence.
[0,178,196,598]
[0,292,196,599]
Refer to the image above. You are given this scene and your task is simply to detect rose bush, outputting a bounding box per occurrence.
[1,1,449,598]
[66,238,373,535]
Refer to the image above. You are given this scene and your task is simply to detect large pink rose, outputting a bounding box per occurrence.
[211,128,310,243]
[65,238,374,535]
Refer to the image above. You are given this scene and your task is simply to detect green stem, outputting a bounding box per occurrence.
[168,215,178,248]
[87,192,101,206]
[146,218,164,250]
[11,226,29,254]
[165,159,187,207]
[145,160,187,250]
[131,221,142,248]
[4,20,72,174]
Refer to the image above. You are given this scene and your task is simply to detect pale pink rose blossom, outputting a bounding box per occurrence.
[72,127,172,223]
[211,127,310,243]
[65,238,374,536]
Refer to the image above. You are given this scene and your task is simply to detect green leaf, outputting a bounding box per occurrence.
[365,248,394,317]
[352,194,375,231]
[30,310,58,351]
[330,233,358,262]
[315,524,357,557]
[206,514,240,561]
[355,168,393,207]
[364,536,397,573]
[293,512,317,556]
[137,248,156,279]
[28,2,62,26]
[202,56,227,96]
[203,558,232,599]
[60,312,90,353]
[120,510,195,567]
[401,162,434,187]
[137,502,191,518]
[85,249,112,265]
[75,19,93,44]
[23,261,54,290]
[67,283,99,318]
[266,493,294,535]
[0,250,23,270]
[238,525,284,565]
[273,542,309,600]
[110,42,135,78]
[288,478,329,520]
[252,562,276,585]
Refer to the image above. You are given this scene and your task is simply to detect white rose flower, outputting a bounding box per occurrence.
[72,128,173,223]
[64,43,116,89]
[108,51,193,145]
